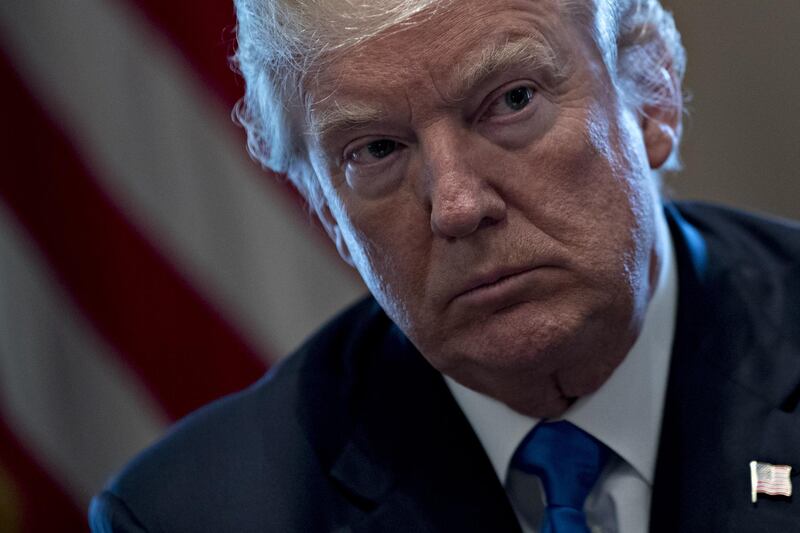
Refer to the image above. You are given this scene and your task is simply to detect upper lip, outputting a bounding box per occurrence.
[449,264,539,304]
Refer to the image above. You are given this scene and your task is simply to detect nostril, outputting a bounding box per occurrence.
[476,216,501,231]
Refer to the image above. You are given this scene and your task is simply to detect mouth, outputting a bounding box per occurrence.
[449,265,543,307]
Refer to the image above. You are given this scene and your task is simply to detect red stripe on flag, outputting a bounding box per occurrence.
[0,413,86,532]
[0,50,267,421]
[120,1,240,108]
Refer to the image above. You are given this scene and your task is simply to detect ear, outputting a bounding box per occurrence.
[317,202,355,267]
[641,66,682,170]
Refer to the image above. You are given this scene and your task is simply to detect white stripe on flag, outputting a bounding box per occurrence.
[0,202,168,504]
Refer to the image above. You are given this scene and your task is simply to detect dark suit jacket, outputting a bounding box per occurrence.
[90,202,800,532]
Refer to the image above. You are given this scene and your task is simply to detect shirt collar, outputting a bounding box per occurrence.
[445,208,678,486]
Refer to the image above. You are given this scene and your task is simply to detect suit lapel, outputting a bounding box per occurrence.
[316,311,522,532]
[652,204,800,532]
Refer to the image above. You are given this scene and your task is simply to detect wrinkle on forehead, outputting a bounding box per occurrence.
[308,40,568,142]
[304,0,578,141]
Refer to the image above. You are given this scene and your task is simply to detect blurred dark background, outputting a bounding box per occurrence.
[665,0,800,219]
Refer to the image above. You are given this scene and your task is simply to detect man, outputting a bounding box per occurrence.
[90,0,800,531]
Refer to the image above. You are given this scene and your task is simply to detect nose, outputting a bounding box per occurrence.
[421,125,507,239]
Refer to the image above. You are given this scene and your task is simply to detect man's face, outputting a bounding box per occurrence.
[305,0,668,417]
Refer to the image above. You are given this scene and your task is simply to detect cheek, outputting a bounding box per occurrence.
[336,197,432,330]
[565,106,652,230]
[575,109,659,306]
[507,104,655,292]
[501,117,622,238]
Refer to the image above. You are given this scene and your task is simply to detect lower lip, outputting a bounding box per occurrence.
[453,267,552,309]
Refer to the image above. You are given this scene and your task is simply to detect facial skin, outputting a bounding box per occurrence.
[304,0,678,418]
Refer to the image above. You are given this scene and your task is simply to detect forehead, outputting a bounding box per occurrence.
[304,0,586,115]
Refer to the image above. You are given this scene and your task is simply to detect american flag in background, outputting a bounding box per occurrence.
[0,1,364,530]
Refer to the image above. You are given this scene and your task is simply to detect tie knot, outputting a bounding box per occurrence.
[511,421,610,510]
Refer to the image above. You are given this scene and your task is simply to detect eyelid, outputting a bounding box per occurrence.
[476,80,537,123]
[344,137,404,167]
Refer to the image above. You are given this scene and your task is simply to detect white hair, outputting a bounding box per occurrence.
[232,0,686,212]
[567,0,687,169]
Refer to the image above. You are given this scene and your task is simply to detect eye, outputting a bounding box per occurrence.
[484,85,535,119]
[505,86,534,110]
[342,137,407,195]
[348,139,399,164]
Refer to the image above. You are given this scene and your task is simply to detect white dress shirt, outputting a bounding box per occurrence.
[445,212,678,533]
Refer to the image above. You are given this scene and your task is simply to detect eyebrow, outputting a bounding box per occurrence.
[449,35,565,101]
[309,35,565,141]
[308,99,387,142]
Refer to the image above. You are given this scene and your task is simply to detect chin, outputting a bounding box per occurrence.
[422,305,579,382]
[422,293,640,414]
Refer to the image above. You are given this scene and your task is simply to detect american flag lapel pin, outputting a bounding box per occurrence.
[750,460,792,503]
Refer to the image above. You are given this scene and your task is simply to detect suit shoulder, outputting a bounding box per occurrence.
[672,202,800,395]
[675,201,800,264]
[97,296,386,532]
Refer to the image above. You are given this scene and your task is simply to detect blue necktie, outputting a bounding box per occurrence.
[511,421,610,533]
